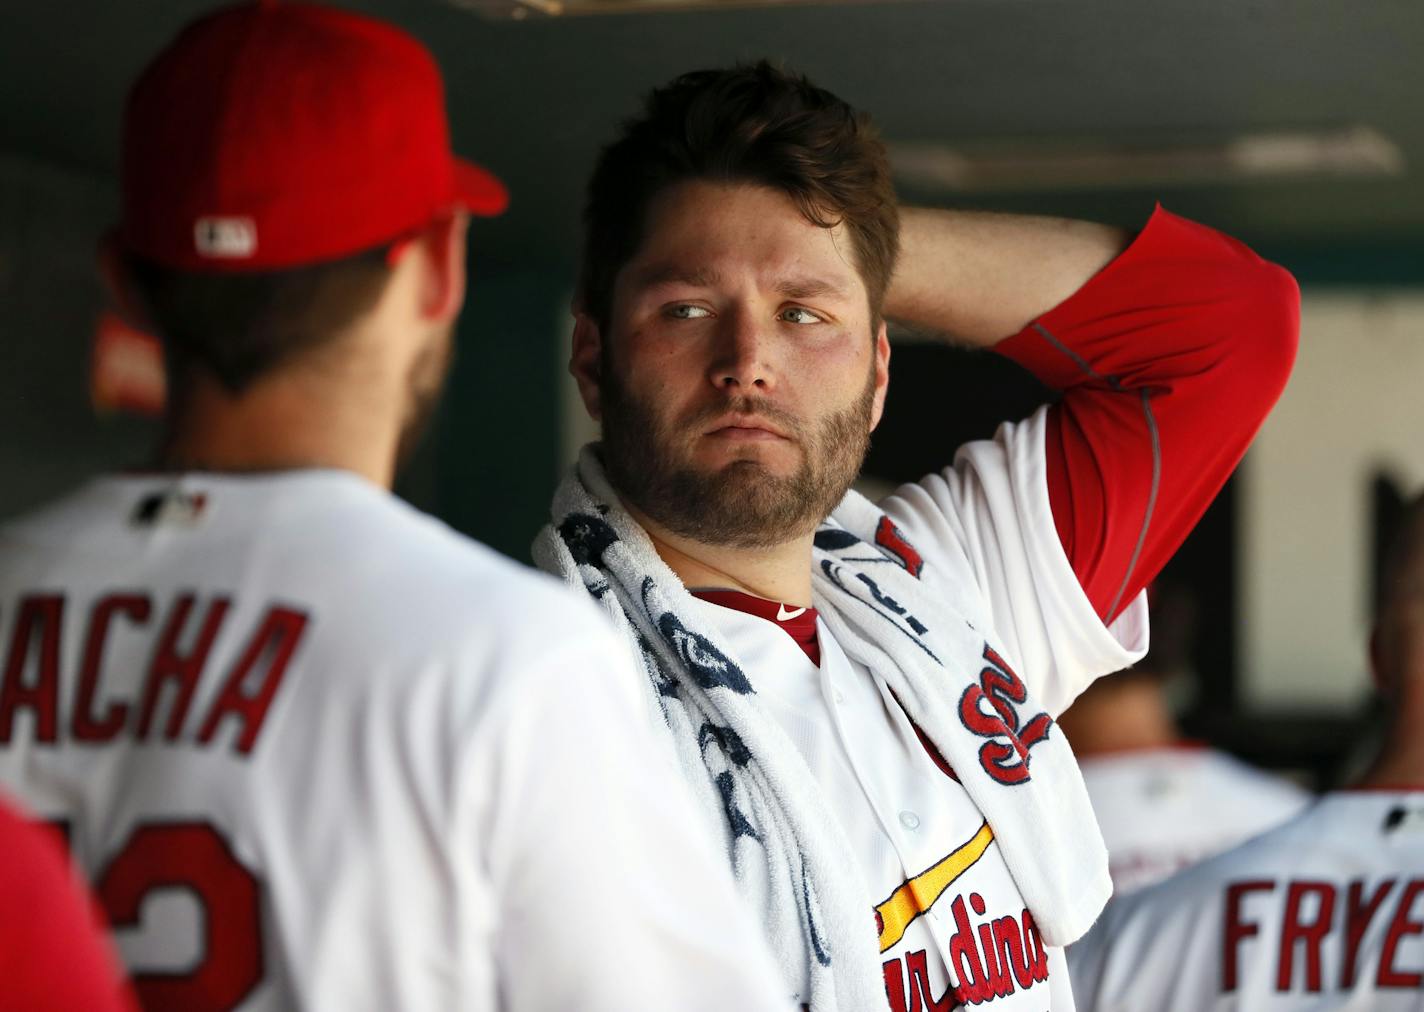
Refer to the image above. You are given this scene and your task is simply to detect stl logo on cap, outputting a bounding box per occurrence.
[194,216,258,259]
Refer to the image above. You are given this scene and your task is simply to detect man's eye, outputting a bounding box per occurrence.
[779,307,823,324]
[667,304,712,320]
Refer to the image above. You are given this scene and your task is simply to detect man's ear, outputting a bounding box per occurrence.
[869,319,891,431]
[408,211,469,324]
[570,311,604,421]
[96,233,155,331]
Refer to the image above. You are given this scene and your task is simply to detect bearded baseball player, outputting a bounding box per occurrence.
[0,5,788,1010]
[534,64,1300,1010]
[1069,494,1424,1011]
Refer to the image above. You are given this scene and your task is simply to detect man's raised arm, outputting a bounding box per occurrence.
[887,208,1130,346]
[884,205,1300,625]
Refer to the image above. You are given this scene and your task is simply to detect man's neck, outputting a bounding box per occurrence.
[159,368,400,489]
[1356,716,1424,789]
[626,501,816,606]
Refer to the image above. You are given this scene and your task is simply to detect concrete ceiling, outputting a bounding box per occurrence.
[3,0,1421,269]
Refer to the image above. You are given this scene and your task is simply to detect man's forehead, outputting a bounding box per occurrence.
[636,179,858,265]
[627,262,857,300]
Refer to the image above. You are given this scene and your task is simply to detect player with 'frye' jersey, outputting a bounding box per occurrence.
[0,5,789,1010]
[1068,494,1424,1012]
[535,64,1299,1009]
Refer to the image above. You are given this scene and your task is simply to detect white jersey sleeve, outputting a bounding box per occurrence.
[880,407,1148,717]
[481,614,791,1011]
[1068,790,1424,1012]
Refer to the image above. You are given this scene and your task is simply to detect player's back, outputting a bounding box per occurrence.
[1069,789,1424,1011]
[1079,745,1311,893]
[0,470,630,1009]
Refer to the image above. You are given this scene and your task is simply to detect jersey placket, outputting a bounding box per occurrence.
[814,633,965,979]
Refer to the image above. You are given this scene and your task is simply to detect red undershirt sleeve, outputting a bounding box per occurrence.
[994,205,1300,625]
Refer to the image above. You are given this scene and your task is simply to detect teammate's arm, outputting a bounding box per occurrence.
[884,205,1299,624]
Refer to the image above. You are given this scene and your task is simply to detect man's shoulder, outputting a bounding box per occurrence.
[264,481,614,654]
[1085,746,1309,808]
[1195,748,1313,809]
[1109,795,1332,918]
[0,471,612,658]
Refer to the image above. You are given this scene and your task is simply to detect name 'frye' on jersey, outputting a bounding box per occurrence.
[1069,791,1424,1012]
[0,592,305,754]
[1223,876,1424,993]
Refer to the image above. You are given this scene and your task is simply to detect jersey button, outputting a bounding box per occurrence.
[833,690,846,705]
[899,810,921,831]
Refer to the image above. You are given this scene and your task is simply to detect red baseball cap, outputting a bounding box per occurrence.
[118,0,508,272]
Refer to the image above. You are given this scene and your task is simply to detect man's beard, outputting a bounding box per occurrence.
[395,322,454,470]
[600,363,877,550]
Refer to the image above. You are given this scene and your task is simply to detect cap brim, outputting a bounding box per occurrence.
[454,158,509,217]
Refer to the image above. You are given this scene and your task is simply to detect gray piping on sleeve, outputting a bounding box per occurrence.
[1029,323,1161,622]
[1032,323,1121,390]
[1104,389,1161,622]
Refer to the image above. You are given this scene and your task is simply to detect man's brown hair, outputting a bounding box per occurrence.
[579,61,899,330]
[126,249,394,395]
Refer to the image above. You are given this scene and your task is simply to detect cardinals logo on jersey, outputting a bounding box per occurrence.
[958,645,1053,786]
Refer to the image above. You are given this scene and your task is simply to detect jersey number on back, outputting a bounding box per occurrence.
[62,820,263,1009]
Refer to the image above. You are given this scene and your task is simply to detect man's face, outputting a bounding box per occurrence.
[586,180,890,549]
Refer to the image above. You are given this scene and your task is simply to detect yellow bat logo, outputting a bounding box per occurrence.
[875,820,995,952]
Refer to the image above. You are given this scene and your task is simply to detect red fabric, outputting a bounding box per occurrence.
[996,206,1300,625]
[120,3,506,272]
[0,797,137,1012]
[693,590,822,666]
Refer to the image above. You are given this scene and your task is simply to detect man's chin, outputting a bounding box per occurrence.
[693,448,801,481]
[695,466,813,515]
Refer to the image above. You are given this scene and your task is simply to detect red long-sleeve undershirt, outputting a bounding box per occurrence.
[995,205,1300,626]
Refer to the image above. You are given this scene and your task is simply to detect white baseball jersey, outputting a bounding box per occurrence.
[1079,746,1311,893]
[0,471,788,1011]
[1068,789,1424,1011]
[695,408,1148,1011]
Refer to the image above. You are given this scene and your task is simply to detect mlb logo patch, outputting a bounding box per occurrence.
[194,216,257,258]
[131,490,209,528]
[1384,802,1424,836]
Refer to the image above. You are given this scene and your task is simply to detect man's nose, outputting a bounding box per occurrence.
[708,308,774,393]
